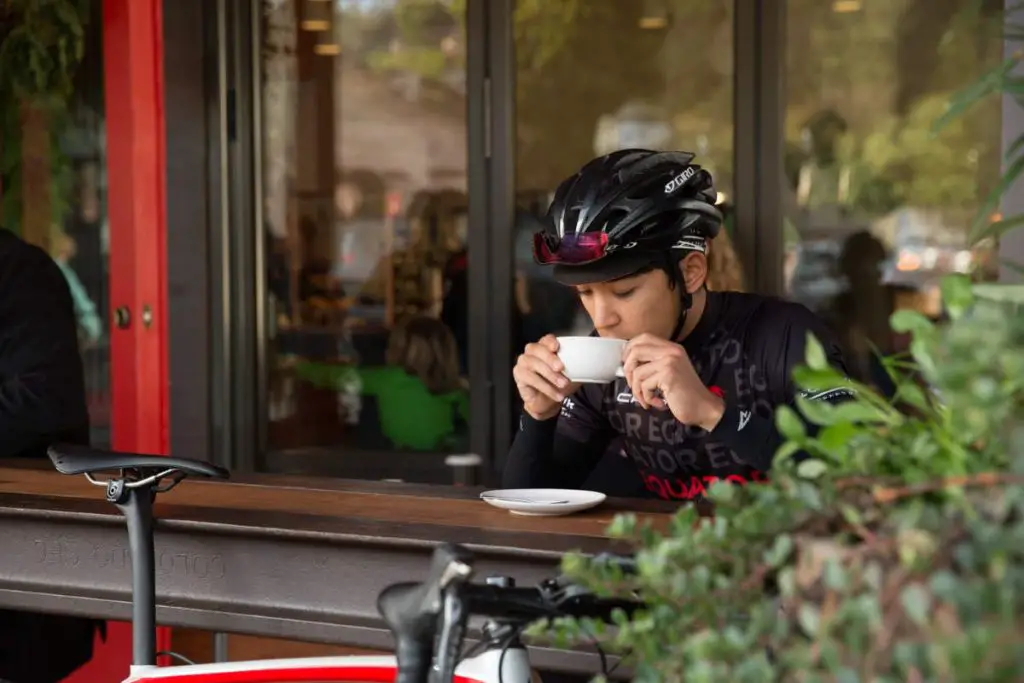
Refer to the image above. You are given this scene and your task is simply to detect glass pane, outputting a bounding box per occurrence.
[1,1,110,446]
[782,1,1003,391]
[513,1,736,493]
[260,0,470,481]
[515,1,737,339]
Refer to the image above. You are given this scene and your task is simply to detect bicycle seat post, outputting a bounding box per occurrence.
[46,445,229,674]
[105,477,158,670]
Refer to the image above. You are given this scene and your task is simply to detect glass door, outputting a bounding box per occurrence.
[253,0,479,483]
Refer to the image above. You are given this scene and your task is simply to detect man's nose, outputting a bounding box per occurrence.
[589,300,619,331]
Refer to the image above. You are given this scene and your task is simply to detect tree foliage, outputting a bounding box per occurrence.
[339,0,1003,219]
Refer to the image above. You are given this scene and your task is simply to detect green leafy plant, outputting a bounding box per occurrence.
[533,277,1024,682]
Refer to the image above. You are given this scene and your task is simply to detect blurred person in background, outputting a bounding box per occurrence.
[0,227,102,683]
[297,315,469,451]
[704,208,746,292]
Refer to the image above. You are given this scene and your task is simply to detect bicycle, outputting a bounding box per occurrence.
[42,444,642,683]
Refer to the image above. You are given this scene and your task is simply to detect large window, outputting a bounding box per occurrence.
[0,0,110,446]
[511,1,736,494]
[514,0,736,343]
[781,0,1003,391]
[258,0,470,480]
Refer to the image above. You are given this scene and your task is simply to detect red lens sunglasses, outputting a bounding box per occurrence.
[531,231,610,265]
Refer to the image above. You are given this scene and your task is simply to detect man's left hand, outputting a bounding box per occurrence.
[622,333,725,431]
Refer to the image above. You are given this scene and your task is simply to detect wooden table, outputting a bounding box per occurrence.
[0,461,676,673]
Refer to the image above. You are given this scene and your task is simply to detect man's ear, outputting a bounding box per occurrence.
[679,252,708,293]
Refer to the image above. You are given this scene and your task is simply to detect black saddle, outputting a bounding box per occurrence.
[47,443,229,480]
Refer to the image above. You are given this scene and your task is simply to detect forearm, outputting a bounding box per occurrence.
[502,413,609,489]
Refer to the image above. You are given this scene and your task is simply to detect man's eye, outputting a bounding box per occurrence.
[614,288,636,299]
[578,289,592,298]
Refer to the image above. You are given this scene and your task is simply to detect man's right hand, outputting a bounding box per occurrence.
[513,335,581,421]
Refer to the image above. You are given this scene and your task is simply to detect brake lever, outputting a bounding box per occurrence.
[430,582,471,683]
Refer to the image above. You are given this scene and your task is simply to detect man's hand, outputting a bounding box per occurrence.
[622,333,725,430]
[512,335,581,421]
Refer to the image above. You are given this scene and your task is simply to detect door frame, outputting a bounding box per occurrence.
[67,0,174,680]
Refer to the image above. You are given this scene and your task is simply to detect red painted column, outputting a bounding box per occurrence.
[66,0,171,679]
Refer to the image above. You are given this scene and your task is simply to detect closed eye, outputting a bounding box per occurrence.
[613,288,636,299]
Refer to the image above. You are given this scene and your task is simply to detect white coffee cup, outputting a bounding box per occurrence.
[555,336,627,383]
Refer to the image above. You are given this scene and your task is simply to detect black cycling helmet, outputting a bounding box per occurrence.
[532,149,722,286]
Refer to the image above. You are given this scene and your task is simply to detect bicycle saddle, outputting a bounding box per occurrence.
[47,444,229,480]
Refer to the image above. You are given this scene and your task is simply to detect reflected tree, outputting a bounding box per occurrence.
[336,0,1004,219]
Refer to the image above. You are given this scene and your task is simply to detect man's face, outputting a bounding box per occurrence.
[574,254,707,340]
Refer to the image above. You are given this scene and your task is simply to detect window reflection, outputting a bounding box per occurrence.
[512,1,736,496]
[782,0,1003,392]
[514,0,736,341]
[5,1,110,445]
[260,0,469,480]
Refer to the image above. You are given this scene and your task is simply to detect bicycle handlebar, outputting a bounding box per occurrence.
[377,543,642,683]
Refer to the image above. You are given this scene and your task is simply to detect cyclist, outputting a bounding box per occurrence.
[503,149,853,501]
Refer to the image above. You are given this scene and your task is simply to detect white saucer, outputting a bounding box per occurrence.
[479,488,607,516]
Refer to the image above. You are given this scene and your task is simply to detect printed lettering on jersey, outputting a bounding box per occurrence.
[550,291,849,502]
[642,470,770,500]
[616,389,638,405]
[559,396,577,419]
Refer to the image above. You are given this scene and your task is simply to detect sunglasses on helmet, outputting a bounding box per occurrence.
[531,231,610,266]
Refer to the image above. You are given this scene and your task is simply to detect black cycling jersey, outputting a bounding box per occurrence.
[502,291,853,501]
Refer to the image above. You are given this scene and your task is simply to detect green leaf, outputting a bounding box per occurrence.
[791,366,850,393]
[933,54,1019,133]
[796,395,896,427]
[796,459,827,480]
[939,274,974,319]
[899,584,932,626]
[798,604,821,635]
[765,534,793,567]
[773,440,803,465]
[909,338,939,379]
[970,213,1024,245]
[804,332,828,370]
[817,422,856,453]
[889,309,935,336]
[794,395,838,425]
[969,152,1024,245]
[775,405,806,440]
[894,381,932,414]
